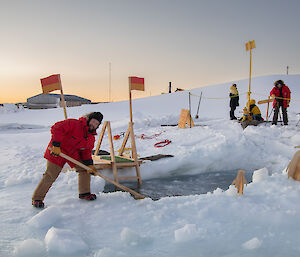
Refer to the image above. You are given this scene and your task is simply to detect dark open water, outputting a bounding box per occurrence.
[104,170,253,200]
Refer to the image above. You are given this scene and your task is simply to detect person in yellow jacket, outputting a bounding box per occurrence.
[248,99,263,121]
[241,99,263,122]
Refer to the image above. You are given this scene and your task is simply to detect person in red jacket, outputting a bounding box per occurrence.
[270,80,291,125]
[32,112,103,208]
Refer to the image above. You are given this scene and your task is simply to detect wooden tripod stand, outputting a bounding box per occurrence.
[92,121,142,185]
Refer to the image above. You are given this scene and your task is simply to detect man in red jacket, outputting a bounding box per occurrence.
[270,80,291,125]
[32,112,103,208]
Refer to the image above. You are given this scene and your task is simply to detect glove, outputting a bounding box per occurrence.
[87,165,97,175]
[50,146,61,156]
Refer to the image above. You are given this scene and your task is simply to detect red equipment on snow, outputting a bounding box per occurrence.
[154,140,171,148]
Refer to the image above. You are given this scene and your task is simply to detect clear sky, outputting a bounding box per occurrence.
[1,0,300,103]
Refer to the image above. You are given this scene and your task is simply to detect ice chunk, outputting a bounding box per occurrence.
[174,224,200,242]
[120,227,149,246]
[242,237,262,250]
[13,238,46,257]
[94,247,126,257]
[27,206,62,229]
[45,227,88,254]
[252,168,269,183]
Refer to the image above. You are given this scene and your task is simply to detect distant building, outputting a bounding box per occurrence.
[27,93,91,109]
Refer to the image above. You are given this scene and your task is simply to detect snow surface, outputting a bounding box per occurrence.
[1,74,300,257]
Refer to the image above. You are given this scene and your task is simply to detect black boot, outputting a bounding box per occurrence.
[32,200,44,208]
[79,192,97,201]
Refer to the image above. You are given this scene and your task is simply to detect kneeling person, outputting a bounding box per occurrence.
[249,99,263,121]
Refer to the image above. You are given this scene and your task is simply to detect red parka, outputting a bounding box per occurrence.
[44,117,96,168]
[270,84,291,108]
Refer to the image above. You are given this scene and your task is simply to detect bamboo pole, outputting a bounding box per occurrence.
[118,125,130,156]
[94,121,108,155]
[195,91,202,119]
[109,62,112,102]
[245,40,255,114]
[266,96,270,121]
[56,150,145,199]
[129,122,142,184]
[106,121,119,183]
[247,47,252,113]
[129,79,133,123]
[58,75,68,120]
[189,92,191,128]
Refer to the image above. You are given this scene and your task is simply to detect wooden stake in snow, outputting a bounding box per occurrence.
[287,150,300,181]
[178,109,194,128]
[232,170,247,195]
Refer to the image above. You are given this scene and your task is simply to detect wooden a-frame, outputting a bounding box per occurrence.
[92,121,142,185]
[178,109,195,128]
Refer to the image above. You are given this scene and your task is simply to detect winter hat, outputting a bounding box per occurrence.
[87,112,103,124]
[274,80,284,86]
[247,99,256,105]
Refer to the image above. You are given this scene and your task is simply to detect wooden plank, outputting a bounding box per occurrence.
[116,162,140,168]
[93,162,141,169]
[129,122,142,184]
[106,121,119,183]
[93,156,143,167]
[100,155,134,163]
[97,158,112,164]
[119,125,130,156]
[178,109,194,128]
[94,121,108,155]
[93,163,112,169]
[106,122,116,162]
[115,155,134,162]
[178,109,189,128]
[112,163,118,183]
[92,155,102,162]
[258,98,274,104]
[118,176,139,180]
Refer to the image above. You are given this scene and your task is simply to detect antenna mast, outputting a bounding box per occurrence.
[109,62,112,102]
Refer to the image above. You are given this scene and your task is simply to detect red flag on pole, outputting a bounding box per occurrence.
[41,74,61,94]
[129,76,145,91]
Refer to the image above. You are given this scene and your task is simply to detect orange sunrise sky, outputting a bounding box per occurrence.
[1,0,300,103]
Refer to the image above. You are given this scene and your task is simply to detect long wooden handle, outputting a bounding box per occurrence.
[51,149,145,199]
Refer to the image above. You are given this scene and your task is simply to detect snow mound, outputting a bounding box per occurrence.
[94,247,126,257]
[27,206,62,229]
[252,168,269,183]
[0,103,23,113]
[120,227,151,246]
[91,175,106,193]
[174,224,206,242]
[13,238,46,257]
[45,227,88,254]
[242,237,262,250]
[0,123,45,131]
